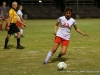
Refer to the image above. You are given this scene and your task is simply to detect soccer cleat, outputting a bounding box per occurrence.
[43,61,48,65]
[4,47,10,49]
[17,45,24,49]
[57,53,62,60]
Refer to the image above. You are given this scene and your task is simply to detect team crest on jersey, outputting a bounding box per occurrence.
[61,20,70,28]
[62,22,69,27]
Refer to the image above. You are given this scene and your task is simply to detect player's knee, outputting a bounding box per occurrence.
[17,32,21,37]
[21,26,24,29]
[7,34,11,39]
[51,49,56,53]
[6,37,10,39]
[61,52,66,55]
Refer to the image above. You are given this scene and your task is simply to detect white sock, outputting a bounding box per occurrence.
[15,33,17,36]
[20,29,24,35]
[45,51,53,62]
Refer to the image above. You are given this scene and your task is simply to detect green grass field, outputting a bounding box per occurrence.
[0,19,100,75]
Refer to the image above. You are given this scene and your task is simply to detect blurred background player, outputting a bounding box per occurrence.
[4,1,25,49]
[15,5,26,38]
[0,9,3,31]
[43,7,89,64]
[1,2,9,31]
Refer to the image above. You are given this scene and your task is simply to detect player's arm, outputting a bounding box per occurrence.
[6,15,12,30]
[1,10,3,17]
[18,14,26,23]
[54,21,59,35]
[1,9,4,18]
[73,25,89,36]
[17,18,26,26]
[1,9,5,19]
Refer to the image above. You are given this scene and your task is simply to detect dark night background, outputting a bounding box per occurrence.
[0,0,20,6]
[0,0,100,9]
[0,0,100,19]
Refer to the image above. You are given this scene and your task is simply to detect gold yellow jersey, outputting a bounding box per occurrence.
[9,8,18,23]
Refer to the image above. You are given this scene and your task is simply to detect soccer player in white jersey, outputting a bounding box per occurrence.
[15,5,26,37]
[0,2,9,31]
[43,7,88,64]
[0,9,3,31]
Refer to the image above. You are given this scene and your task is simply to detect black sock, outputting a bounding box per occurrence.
[4,37,9,48]
[58,52,62,58]
[17,38,20,47]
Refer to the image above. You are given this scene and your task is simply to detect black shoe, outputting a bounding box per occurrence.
[4,47,10,49]
[17,45,24,49]
[43,61,47,65]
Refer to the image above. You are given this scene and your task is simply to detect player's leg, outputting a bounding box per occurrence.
[14,33,17,38]
[4,34,11,49]
[57,46,68,59]
[43,36,61,64]
[57,40,69,59]
[43,43,60,64]
[0,20,3,31]
[16,21,25,37]
[4,23,13,49]
[16,32,24,49]
[20,25,25,37]
[14,26,20,38]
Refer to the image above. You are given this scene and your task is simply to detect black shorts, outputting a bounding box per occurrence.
[8,23,20,34]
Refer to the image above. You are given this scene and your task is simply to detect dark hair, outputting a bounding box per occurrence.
[18,5,22,9]
[63,7,72,15]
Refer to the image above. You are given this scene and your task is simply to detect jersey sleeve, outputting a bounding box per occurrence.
[17,10,22,16]
[57,17,61,23]
[73,19,77,25]
[9,9,14,17]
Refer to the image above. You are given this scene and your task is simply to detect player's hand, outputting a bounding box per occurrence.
[23,24,26,27]
[83,34,89,36]
[23,20,26,24]
[24,25,26,27]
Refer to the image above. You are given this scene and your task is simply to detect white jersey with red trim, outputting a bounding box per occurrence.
[56,16,77,40]
[17,10,23,19]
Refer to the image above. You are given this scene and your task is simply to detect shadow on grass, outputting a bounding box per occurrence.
[8,45,15,48]
[48,57,76,64]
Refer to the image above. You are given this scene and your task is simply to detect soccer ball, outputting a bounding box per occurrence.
[57,62,67,70]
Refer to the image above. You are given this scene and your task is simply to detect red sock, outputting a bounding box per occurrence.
[5,23,8,30]
[0,24,2,30]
